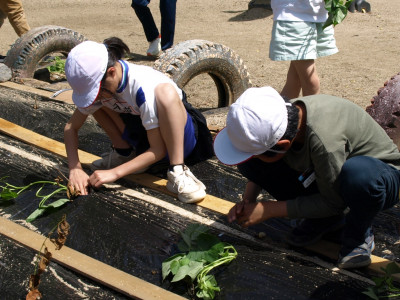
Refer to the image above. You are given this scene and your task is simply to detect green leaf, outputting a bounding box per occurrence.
[162,253,185,279]
[384,262,400,276]
[170,259,182,275]
[163,224,238,299]
[362,287,379,300]
[45,198,70,209]
[196,274,220,300]
[26,198,70,222]
[187,241,225,263]
[47,56,66,74]
[0,188,18,202]
[178,223,209,251]
[172,260,204,282]
[323,0,352,29]
[26,208,47,223]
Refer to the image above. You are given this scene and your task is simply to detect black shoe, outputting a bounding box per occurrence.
[286,215,345,247]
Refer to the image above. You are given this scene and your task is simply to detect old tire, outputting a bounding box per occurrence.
[153,39,252,107]
[4,25,86,79]
[366,73,400,148]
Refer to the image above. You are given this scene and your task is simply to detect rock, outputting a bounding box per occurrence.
[366,73,400,148]
[0,63,12,82]
[258,232,266,239]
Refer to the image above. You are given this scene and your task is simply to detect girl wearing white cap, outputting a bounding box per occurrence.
[64,37,212,203]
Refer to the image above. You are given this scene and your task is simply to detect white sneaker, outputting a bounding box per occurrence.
[147,35,161,57]
[166,165,206,203]
[91,148,147,173]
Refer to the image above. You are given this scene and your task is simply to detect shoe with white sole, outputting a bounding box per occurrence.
[166,165,206,203]
[338,233,375,269]
[147,35,161,57]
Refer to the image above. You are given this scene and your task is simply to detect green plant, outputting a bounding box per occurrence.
[162,224,238,300]
[47,56,66,74]
[324,0,354,28]
[363,262,400,299]
[0,176,78,222]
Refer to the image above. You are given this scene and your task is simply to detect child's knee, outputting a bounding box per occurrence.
[155,83,181,107]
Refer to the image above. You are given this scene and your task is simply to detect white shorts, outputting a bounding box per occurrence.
[269,20,338,61]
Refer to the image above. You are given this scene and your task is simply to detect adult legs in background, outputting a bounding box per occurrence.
[131,0,177,55]
[159,0,176,50]
[131,0,159,43]
[0,0,30,36]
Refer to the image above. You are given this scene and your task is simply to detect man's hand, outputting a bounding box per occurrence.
[69,168,90,196]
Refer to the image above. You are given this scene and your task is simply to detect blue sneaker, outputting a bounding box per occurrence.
[338,234,375,269]
[286,215,345,247]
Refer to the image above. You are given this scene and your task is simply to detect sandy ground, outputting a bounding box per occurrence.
[0,0,400,110]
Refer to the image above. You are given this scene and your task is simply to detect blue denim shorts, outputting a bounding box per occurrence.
[269,20,338,61]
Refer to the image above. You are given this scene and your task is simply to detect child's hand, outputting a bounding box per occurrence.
[228,201,246,223]
[236,202,266,228]
[69,168,90,195]
[228,201,267,228]
[89,169,119,188]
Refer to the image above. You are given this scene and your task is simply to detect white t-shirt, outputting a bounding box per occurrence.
[79,61,183,131]
[271,0,328,22]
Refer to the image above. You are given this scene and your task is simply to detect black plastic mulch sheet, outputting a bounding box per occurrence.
[0,86,397,299]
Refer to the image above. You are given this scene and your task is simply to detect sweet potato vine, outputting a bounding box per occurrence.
[0,176,80,222]
[162,224,238,300]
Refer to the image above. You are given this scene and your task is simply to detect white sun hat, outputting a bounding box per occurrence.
[213,86,289,165]
[65,41,108,108]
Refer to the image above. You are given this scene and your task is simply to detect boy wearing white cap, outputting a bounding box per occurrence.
[64,37,212,204]
[213,86,400,269]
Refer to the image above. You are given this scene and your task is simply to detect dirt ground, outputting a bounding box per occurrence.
[1,0,399,110]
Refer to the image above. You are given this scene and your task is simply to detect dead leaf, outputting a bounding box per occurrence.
[26,288,42,300]
[51,218,70,250]
[67,181,81,200]
[28,274,40,291]
[38,247,52,274]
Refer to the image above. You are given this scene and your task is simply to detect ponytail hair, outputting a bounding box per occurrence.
[103,37,130,70]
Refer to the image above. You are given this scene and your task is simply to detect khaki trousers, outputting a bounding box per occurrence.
[0,0,30,36]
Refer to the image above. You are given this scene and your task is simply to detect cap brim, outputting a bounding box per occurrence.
[71,82,101,108]
[213,128,254,166]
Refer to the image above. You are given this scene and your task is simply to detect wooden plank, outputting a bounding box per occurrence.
[0,217,185,300]
[0,117,98,164]
[0,81,74,104]
[0,117,398,280]
[0,117,233,214]
[305,240,400,281]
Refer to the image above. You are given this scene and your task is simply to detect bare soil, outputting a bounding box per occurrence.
[1,0,399,110]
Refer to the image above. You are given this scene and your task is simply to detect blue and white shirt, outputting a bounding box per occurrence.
[78,60,183,131]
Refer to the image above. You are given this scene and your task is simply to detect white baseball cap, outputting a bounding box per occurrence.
[65,41,108,108]
[213,87,289,165]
